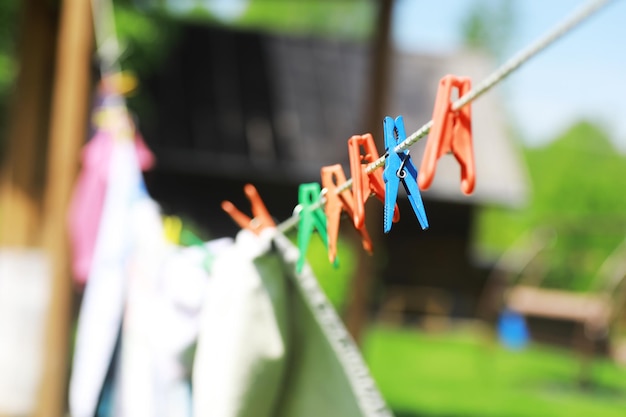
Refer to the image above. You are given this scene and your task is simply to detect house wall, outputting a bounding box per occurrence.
[375,199,488,321]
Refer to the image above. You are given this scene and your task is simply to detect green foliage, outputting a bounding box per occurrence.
[0,0,19,157]
[476,121,626,291]
[235,1,376,41]
[136,0,376,41]
[0,6,17,97]
[364,326,626,417]
[108,1,181,128]
[113,3,180,79]
[0,0,18,53]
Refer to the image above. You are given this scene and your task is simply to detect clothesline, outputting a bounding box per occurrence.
[91,0,123,75]
[89,0,616,235]
[277,0,616,234]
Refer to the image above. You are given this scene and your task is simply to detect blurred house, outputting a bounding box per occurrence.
[135,22,529,321]
[378,50,529,322]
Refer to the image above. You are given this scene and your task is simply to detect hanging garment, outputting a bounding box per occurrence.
[194,229,393,417]
[69,137,149,417]
[67,129,154,287]
[115,195,232,417]
[68,134,233,417]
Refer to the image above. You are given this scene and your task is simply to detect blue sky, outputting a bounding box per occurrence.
[392,0,626,150]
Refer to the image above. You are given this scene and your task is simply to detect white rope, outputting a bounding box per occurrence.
[90,0,124,76]
[278,0,616,233]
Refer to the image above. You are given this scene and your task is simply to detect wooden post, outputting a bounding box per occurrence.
[345,0,394,343]
[0,0,57,247]
[35,0,93,415]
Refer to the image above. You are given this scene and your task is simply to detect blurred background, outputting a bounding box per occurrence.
[1,0,626,416]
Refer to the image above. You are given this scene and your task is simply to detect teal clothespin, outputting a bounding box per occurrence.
[297,183,337,273]
[180,229,215,272]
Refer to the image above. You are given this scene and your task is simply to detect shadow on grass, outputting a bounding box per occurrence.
[533,380,626,400]
[393,410,457,417]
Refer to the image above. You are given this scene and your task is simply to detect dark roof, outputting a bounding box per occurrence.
[139,24,370,182]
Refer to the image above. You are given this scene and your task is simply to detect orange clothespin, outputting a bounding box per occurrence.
[321,164,373,263]
[221,184,276,235]
[348,134,400,229]
[418,74,475,194]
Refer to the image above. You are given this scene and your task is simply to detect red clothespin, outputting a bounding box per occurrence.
[222,184,275,235]
[418,74,475,195]
[321,164,373,263]
[348,134,400,229]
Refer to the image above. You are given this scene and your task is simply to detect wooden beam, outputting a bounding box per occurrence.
[344,0,394,344]
[35,0,93,415]
[0,0,57,247]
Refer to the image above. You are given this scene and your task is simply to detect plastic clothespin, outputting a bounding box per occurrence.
[348,133,400,230]
[163,215,183,244]
[418,74,475,194]
[383,115,429,233]
[321,165,373,263]
[297,182,336,273]
[179,229,216,273]
[221,184,276,235]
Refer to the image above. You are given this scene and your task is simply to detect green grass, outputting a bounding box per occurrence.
[362,326,626,417]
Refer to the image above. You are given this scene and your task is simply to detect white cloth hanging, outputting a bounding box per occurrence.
[116,196,232,417]
[68,134,234,417]
[69,138,146,417]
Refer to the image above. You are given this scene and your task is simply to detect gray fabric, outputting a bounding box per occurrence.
[193,229,393,417]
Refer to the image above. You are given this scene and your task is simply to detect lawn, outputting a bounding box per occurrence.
[362,325,626,417]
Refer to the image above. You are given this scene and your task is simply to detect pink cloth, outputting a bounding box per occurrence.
[68,131,154,287]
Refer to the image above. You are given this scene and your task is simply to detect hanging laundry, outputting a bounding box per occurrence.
[116,196,232,417]
[69,131,233,417]
[69,128,149,417]
[193,228,393,417]
[67,91,154,287]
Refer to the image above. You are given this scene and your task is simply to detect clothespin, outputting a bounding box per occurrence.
[179,229,216,273]
[348,133,400,230]
[418,74,475,194]
[321,164,373,263]
[383,115,429,233]
[221,184,276,235]
[297,182,336,273]
[163,215,183,244]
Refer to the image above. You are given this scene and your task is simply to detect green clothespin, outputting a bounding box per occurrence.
[297,182,338,273]
[180,229,215,272]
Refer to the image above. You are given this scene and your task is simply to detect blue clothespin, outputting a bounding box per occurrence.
[383,115,429,233]
[297,183,337,273]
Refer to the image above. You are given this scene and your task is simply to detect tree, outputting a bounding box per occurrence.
[476,121,626,291]
[0,0,20,157]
